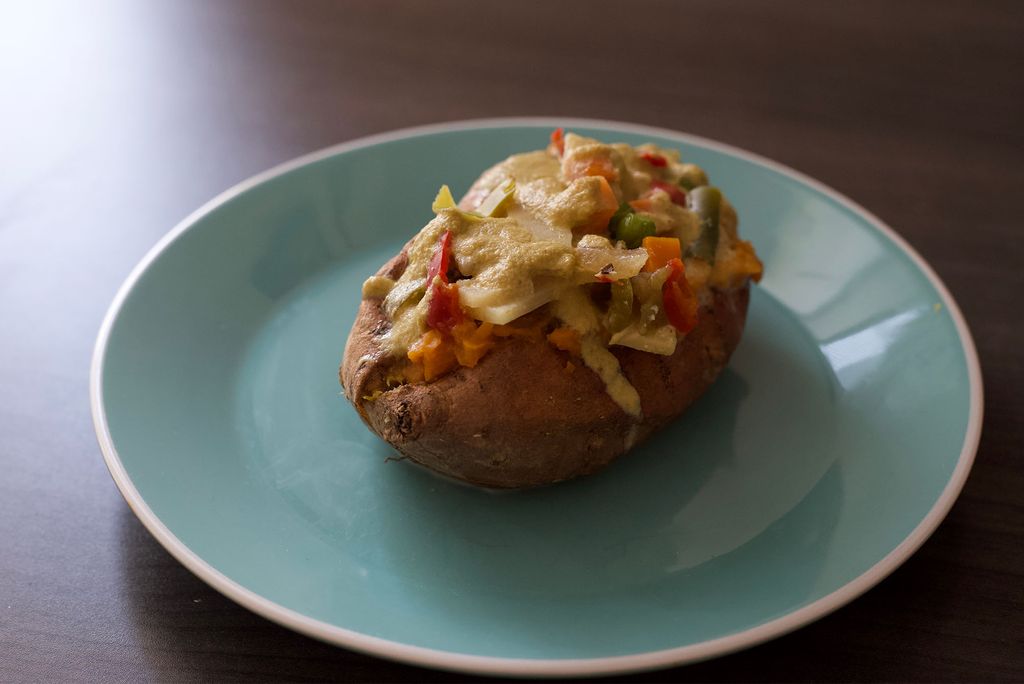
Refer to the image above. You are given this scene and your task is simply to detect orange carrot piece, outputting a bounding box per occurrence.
[565,155,620,183]
[575,176,618,235]
[628,197,657,213]
[642,236,682,272]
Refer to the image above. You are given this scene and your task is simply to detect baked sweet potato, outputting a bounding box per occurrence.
[340,131,761,488]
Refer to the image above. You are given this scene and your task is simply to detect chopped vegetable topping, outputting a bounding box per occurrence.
[432,184,486,221]
[426,280,464,332]
[613,212,657,249]
[565,156,619,183]
[687,186,721,263]
[628,196,657,213]
[610,202,633,227]
[676,164,708,190]
[661,257,698,334]
[550,127,565,156]
[607,279,634,333]
[376,130,760,389]
[642,236,683,272]
[425,230,465,333]
[634,268,671,333]
[432,185,456,212]
[649,179,688,207]
[609,202,657,249]
[574,235,649,282]
[640,152,668,167]
[427,230,454,284]
[573,175,618,235]
[475,179,516,218]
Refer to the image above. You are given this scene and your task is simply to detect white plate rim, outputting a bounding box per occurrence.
[90,116,984,677]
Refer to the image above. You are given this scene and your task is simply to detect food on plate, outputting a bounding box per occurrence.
[340,129,763,488]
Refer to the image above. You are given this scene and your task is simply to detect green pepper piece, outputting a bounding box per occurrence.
[607,279,634,332]
[632,269,671,332]
[609,202,633,228]
[614,213,657,249]
[677,164,708,191]
[688,186,721,263]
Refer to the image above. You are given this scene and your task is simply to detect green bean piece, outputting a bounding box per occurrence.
[688,186,721,263]
[607,279,634,332]
[615,213,657,249]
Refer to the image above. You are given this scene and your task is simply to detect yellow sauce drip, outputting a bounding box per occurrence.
[552,287,642,418]
[361,275,395,299]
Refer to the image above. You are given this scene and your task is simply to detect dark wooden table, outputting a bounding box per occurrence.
[2,1,1022,681]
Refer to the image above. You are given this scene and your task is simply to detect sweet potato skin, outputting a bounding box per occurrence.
[340,248,750,489]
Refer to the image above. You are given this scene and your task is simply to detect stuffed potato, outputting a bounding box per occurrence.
[341,130,762,488]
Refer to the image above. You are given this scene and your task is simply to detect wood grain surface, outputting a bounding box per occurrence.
[1,1,1021,681]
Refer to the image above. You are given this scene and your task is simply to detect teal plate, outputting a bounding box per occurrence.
[91,119,982,677]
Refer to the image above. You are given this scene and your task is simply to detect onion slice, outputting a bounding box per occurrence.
[575,236,649,282]
[462,280,565,325]
[609,323,677,355]
[506,207,572,246]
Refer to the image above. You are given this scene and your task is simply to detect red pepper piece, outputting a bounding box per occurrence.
[661,257,698,333]
[649,179,688,207]
[426,281,464,333]
[640,152,668,167]
[550,127,565,156]
[663,256,685,282]
[425,229,465,332]
[427,230,453,284]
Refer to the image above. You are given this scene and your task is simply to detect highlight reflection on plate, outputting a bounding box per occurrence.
[92,119,981,677]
